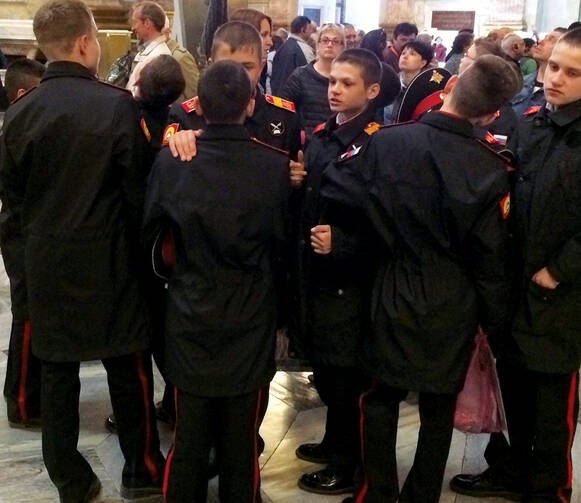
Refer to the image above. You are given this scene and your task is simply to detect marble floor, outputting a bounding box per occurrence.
[1,250,581,502]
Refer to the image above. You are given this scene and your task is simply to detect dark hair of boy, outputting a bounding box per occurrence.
[559,26,581,47]
[472,37,503,58]
[290,16,311,34]
[210,21,262,62]
[393,22,418,38]
[334,48,382,86]
[568,21,581,31]
[375,62,401,108]
[229,8,272,32]
[197,60,252,123]
[5,58,46,103]
[138,55,185,109]
[450,54,522,118]
[33,0,94,57]
[132,1,165,32]
[401,40,434,65]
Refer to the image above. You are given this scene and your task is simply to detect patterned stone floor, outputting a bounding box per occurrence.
[1,250,580,502]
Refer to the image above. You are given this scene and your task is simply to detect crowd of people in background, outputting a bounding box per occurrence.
[3,2,581,503]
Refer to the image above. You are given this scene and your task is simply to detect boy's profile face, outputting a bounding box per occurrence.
[212,43,262,88]
[328,61,378,115]
[544,42,581,107]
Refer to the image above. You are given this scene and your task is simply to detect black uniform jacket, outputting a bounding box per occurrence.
[0,61,152,362]
[505,101,581,373]
[166,86,302,159]
[270,37,308,95]
[363,112,512,393]
[143,125,290,396]
[293,108,379,366]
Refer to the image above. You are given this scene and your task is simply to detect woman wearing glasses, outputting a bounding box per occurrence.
[281,24,346,142]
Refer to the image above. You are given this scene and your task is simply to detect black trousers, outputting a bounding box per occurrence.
[41,352,165,503]
[355,382,457,503]
[164,387,267,503]
[312,364,369,474]
[483,360,579,502]
[3,319,41,422]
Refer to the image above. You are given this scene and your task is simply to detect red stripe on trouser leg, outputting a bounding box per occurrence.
[163,388,178,501]
[135,351,159,481]
[252,389,263,502]
[355,382,376,503]
[18,321,31,422]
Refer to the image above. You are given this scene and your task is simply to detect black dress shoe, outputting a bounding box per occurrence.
[82,477,101,503]
[298,468,354,495]
[450,468,523,501]
[295,442,331,464]
[104,413,117,433]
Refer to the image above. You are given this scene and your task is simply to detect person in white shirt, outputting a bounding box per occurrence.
[126,1,171,96]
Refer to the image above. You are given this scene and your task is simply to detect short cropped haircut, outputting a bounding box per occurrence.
[401,40,433,65]
[5,58,45,103]
[33,0,94,57]
[568,22,581,31]
[472,37,503,58]
[138,55,185,109]
[450,54,522,119]
[290,16,311,35]
[134,1,165,32]
[393,22,418,39]
[230,8,272,32]
[334,48,382,86]
[210,21,262,63]
[198,60,252,123]
[558,27,581,48]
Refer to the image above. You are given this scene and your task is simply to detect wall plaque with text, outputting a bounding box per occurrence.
[431,11,476,31]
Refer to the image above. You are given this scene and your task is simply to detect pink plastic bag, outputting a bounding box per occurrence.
[454,331,506,433]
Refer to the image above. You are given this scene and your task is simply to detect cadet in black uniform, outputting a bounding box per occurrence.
[1,58,45,429]
[0,1,165,501]
[144,60,289,503]
[165,21,303,181]
[293,49,400,496]
[351,55,521,503]
[451,28,581,503]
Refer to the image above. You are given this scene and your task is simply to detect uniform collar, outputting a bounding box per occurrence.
[247,85,265,125]
[419,110,474,138]
[200,124,250,141]
[41,61,97,82]
[326,106,377,146]
[547,99,581,128]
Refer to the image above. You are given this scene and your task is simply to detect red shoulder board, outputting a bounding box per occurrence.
[364,122,380,135]
[162,123,179,146]
[524,105,541,116]
[265,94,296,113]
[313,123,326,134]
[181,97,197,114]
[250,137,290,157]
[140,118,151,142]
[499,194,511,220]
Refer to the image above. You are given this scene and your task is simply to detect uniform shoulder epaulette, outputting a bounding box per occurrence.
[265,94,296,113]
[476,138,515,167]
[313,122,326,134]
[524,105,542,116]
[364,122,380,135]
[10,85,38,104]
[181,97,197,113]
[98,80,132,95]
[250,137,290,156]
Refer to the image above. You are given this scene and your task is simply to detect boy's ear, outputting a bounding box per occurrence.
[246,97,256,118]
[366,82,380,101]
[441,74,458,99]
